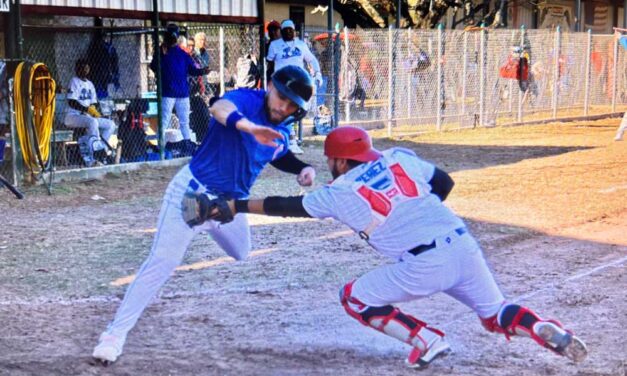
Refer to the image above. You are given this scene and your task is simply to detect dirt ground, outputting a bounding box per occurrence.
[1,119,626,376]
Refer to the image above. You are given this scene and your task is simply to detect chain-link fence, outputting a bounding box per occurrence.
[3,23,625,180]
[8,21,260,172]
[303,27,627,136]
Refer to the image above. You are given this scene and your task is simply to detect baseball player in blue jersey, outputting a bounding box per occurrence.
[191,126,588,369]
[92,65,316,364]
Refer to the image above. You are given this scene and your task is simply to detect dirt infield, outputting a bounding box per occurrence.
[1,119,625,376]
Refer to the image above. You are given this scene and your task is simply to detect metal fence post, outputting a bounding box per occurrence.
[219,27,225,96]
[344,26,351,122]
[151,0,164,159]
[16,0,24,59]
[552,26,561,119]
[479,25,486,127]
[517,25,525,122]
[461,30,468,124]
[387,25,393,136]
[508,29,516,113]
[611,32,618,112]
[407,27,412,119]
[8,78,22,185]
[583,29,592,116]
[437,24,444,131]
[334,30,341,129]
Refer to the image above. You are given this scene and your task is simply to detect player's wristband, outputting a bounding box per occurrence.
[234,200,249,213]
[226,111,245,129]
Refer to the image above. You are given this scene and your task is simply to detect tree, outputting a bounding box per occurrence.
[335,0,525,29]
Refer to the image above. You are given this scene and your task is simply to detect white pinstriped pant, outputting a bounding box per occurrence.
[104,166,250,338]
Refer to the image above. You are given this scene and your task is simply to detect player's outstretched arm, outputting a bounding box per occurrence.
[270,151,316,186]
[189,196,312,226]
[230,196,313,218]
[210,99,283,147]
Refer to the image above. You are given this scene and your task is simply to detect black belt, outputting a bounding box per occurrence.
[408,241,436,256]
[407,227,467,256]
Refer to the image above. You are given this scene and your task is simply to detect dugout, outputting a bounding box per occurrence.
[0,0,266,187]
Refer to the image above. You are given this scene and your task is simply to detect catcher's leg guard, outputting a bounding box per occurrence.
[481,303,587,363]
[340,281,451,368]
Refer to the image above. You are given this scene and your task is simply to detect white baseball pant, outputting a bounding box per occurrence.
[64,113,116,142]
[104,165,251,338]
[351,228,505,319]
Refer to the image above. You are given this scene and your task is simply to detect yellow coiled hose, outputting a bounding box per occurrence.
[13,62,56,174]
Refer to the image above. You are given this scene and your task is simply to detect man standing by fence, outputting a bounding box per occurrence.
[150,23,210,157]
[267,19,323,154]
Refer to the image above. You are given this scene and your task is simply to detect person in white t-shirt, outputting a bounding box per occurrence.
[267,19,323,154]
[64,59,116,166]
[198,126,588,370]
[267,20,322,83]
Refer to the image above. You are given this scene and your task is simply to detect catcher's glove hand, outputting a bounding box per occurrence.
[181,192,234,228]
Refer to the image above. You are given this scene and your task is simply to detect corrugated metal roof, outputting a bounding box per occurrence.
[20,0,258,17]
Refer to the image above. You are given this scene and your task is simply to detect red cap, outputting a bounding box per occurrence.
[267,20,281,30]
[324,126,381,162]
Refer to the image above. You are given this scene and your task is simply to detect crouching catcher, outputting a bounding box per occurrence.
[187,126,588,369]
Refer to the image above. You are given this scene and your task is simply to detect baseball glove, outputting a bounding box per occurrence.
[87,105,102,118]
[181,192,234,228]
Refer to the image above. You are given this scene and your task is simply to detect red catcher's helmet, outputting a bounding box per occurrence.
[324,126,381,162]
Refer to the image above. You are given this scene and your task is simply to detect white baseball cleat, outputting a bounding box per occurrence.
[92,332,125,364]
[533,321,588,363]
[405,335,452,369]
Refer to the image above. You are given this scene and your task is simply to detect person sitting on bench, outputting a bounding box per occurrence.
[64,58,116,166]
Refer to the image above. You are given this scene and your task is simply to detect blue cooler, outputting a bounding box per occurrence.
[0,138,6,162]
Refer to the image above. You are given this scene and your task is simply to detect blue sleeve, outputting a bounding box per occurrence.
[222,90,262,118]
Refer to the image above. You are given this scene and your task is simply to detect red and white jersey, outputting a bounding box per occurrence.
[66,77,97,115]
[303,147,464,260]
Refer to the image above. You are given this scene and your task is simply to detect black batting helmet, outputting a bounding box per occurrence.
[270,65,313,111]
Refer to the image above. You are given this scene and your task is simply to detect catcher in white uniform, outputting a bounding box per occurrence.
[185,126,588,368]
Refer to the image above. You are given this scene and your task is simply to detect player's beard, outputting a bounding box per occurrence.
[330,160,342,180]
[264,98,283,124]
